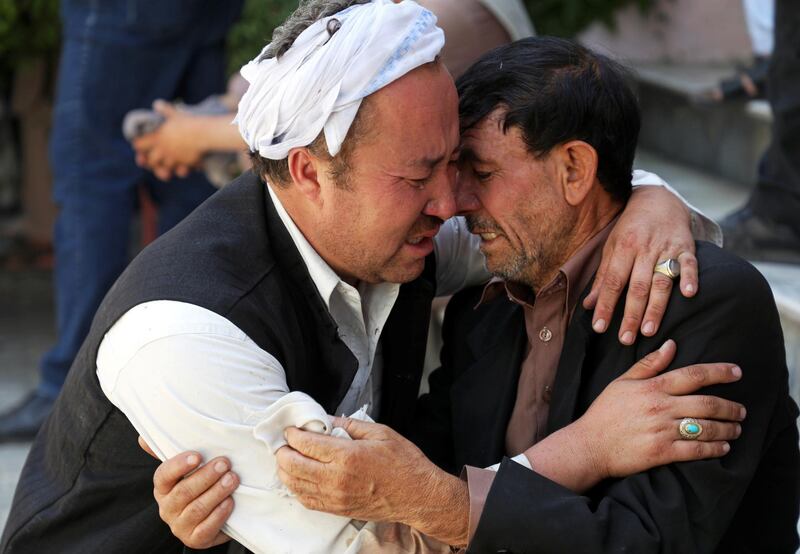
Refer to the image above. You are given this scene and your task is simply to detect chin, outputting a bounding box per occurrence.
[378,259,426,284]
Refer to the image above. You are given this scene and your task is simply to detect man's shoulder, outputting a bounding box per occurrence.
[693,240,772,304]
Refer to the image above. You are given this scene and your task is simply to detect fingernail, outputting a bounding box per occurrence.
[621,331,633,345]
[642,321,655,335]
[214,460,228,473]
[722,443,731,453]
[740,407,747,419]
[186,454,199,466]
[684,283,695,294]
[735,424,742,437]
[593,319,606,332]
[731,365,742,378]
[221,473,234,487]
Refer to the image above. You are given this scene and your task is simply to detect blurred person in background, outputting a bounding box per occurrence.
[0,0,244,441]
[720,0,800,262]
[130,0,535,181]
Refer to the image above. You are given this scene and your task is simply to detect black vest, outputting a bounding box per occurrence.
[1,171,436,553]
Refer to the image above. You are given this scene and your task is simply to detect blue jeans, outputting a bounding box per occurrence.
[40,0,243,397]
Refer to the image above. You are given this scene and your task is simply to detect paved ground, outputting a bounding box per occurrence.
[0,269,53,528]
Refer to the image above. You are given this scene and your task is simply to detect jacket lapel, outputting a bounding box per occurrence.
[547,298,595,434]
[452,301,527,468]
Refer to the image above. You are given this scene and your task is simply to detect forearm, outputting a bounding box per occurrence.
[191,114,248,153]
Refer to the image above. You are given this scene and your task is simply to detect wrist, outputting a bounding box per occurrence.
[407,468,469,547]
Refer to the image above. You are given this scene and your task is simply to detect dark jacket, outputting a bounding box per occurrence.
[415,241,800,553]
[1,171,436,553]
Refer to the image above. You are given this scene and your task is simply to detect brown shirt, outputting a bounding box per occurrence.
[464,217,619,543]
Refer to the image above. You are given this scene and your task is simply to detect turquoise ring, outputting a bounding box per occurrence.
[679,418,703,440]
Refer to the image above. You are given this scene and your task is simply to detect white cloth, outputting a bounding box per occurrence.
[267,185,401,416]
[235,0,444,160]
[742,0,774,58]
[97,172,720,553]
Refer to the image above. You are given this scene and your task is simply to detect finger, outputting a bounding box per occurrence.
[590,245,636,334]
[276,444,328,482]
[333,417,389,440]
[175,165,190,178]
[157,457,230,516]
[639,269,674,337]
[618,252,658,344]
[153,451,202,496]
[145,147,165,169]
[677,250,698,297]
[674,394,747,422]
[620,339,676,380]
[184,498,234,549]
[284,427,345,462]
[669,440,731,463]
[179,471,238,530]
[154,165,173,182]
[277,466,322,497]
[152,99,177,117]
[138,436,158,459]
[133,134,156,151]
[658,363,742,396]
[673,419,742,442]
[135,151,149,168]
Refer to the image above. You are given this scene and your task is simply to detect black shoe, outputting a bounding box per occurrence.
[0,391,56,442]
[720,207,800,264]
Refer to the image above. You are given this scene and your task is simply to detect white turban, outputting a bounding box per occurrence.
[235,0,445,160]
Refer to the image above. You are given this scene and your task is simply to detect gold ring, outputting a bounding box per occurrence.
[679,417,703,440]
[654,258,681,280]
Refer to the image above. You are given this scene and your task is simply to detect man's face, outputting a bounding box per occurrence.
[457,109,577,289]
[314,63,461,284]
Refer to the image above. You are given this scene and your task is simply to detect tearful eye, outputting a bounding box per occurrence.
[407,177,429,190]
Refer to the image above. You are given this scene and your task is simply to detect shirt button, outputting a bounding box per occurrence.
[539,327,552,342]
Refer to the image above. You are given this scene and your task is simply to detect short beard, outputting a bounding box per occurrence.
[467,209,577,289]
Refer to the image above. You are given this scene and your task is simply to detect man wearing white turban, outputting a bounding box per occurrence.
[3,2,731,554]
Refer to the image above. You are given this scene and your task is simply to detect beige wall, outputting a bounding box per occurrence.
[578,0,753,63]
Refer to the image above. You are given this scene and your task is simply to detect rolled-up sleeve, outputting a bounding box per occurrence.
[97,301,363,554]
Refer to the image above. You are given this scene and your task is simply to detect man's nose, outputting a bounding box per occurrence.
[454,173,481,215]
[422,166,457,220]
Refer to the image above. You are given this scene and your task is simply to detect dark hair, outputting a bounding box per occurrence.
[457,36,640,203]
[250,0,372,187]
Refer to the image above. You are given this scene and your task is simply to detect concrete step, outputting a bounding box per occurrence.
[636,149,800,404]
[633,63,771,187]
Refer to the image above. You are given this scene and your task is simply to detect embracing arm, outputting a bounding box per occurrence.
[97,301,362,554]
[470,251,799,553]
[436,170,721,344]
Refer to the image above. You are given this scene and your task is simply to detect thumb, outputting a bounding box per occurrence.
[622,339,676,380]
[333,417,386,440]
[152,99,176,117]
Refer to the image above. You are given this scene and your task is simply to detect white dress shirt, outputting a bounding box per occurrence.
[97,172,720,553]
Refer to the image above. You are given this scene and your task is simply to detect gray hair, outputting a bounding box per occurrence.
[263,0,372,60]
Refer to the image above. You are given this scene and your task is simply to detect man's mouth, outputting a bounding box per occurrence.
[480,232,499,241]
[406,225,440,245]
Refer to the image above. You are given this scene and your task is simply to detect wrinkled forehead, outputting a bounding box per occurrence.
[363,63,460,158]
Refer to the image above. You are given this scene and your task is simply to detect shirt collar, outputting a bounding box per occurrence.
[267,184,343,310]
[477,215,620,314]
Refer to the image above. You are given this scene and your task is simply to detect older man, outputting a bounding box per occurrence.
[1,2,741,553]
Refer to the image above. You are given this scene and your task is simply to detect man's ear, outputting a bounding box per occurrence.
[559,140,598,207]
[287,147,325,204]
